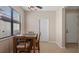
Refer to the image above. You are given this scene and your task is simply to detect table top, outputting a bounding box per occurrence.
[14,33,37,38]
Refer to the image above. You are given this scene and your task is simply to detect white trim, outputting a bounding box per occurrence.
[48,41,56,43]
[0,36,13,42]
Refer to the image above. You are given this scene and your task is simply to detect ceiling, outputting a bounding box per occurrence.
[21,6,62,11]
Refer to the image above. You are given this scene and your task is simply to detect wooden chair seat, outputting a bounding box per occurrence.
[17,44,25,48]
[17,43,30,48]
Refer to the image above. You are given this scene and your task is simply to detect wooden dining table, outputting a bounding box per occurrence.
[13,34,37,53]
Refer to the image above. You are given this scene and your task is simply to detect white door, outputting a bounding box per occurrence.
[66,13,78,43]
[39,18,49,41]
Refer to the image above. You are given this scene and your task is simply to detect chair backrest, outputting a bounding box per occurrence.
[35,33,40,41]
[14,36,27,44]
[16,37,26,41]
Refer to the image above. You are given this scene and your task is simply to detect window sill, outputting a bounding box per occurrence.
[0,36,14,42]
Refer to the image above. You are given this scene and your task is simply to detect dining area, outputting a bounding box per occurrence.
[13,32,40,53]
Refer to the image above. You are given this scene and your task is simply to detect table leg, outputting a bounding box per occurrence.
[33,39,36,53]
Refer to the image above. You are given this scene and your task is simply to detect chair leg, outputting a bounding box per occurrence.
[29,40,33,52]
[38,47,40,53]
[38,42,40,53]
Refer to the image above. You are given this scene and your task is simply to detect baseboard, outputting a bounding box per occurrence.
[66,42,78,44]
[40,40,56,43]
[40,41,48,43]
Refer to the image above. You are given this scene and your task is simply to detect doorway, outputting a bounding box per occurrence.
[39,18,49,42]
[65,8,79,48]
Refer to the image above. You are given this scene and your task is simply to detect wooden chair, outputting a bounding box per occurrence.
[35,33,40,53]
[23,32,40,53]
[31,33,40,53]
[13,36,32,53]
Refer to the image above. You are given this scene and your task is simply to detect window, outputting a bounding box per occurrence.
[0,6,20,38]
[0,6,11,38]
[13,10,20,35]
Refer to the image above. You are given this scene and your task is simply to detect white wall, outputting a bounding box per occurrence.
[56,7,65,48]
[25,11,56,43]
